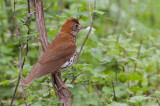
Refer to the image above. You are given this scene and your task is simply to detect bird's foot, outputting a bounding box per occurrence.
[55,85,69,98]
[58,85,68,90]
[58,84,68,91]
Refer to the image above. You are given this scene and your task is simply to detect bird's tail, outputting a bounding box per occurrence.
[21,63,39,86]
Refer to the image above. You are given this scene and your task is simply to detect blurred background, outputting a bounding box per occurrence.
[0,0,160,105]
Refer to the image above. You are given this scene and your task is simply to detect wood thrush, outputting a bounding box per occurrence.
[21,17,86,85]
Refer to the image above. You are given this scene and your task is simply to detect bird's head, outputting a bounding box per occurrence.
[60,17,86,37]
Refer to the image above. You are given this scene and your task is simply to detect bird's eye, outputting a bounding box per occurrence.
[74,24,79,27]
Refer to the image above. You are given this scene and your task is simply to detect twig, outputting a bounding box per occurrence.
[93,85,101,97]
[19,44,29,106]
[27,0,31,13]
[111,79,116,101]
[13,0,16,25]
[156,99,160,106]
[32,0,50,51]
[10,75,20,106]
[11,42,29,106]
[24,85,32,90]
[73,80,88,85]
[134,40,143,72]
[10,0,20,105]
[75,0,96,64]
[29,98,39,105]
[11,0,31,105]
[70,71,85,84]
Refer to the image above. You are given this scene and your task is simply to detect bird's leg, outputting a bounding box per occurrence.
[51,73,61,99]
[55,72,68,91]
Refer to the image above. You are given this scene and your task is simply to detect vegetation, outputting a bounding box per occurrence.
[0,0,160,105]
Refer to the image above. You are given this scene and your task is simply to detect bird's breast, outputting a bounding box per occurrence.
[60,52,77,70]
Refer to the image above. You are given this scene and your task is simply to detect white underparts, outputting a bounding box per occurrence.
[60,52,77,70]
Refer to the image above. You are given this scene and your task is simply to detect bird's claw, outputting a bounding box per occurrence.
[58,85,68,91]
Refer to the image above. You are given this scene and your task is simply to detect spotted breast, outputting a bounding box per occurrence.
[60,52,77,71]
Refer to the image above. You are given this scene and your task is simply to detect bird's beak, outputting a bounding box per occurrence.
[78,25,87,30]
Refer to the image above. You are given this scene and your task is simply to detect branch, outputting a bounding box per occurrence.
[75,0,96,64]
[156,99,160,105]
[134,40,143,72]
[32,0,50,51]
[19,44,29,106]
[11,75,20,106]
[11,39,29,106]
[13,0,16,26]
[111,79,116,101]
[70,71,86,84]
[11,0,31,105]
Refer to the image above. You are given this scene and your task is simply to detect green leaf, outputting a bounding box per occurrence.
[0,80,10,85]
[54,15,68,19]
[93,10,105,15]
[128,96,151,104]
[127,73,143,81]
[0,79,16,86]
[66,84,73,88]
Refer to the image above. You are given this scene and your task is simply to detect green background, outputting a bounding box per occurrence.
[0,0,160,105]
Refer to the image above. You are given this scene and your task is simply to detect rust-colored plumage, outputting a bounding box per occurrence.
[21,17,86,85]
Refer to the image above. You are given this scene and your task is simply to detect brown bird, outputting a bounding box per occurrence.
[21,17,86,85]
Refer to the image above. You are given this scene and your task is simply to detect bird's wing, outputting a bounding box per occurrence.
[21,41,76,85]
[35,42,76,78]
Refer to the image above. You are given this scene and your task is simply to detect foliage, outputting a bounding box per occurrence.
[0,0,160,105]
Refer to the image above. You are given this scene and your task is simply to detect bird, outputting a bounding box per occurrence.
[21,17,86,86]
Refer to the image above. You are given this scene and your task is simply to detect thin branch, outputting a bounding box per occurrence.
[111,79,116,101]
[32,0,50,51]
[19,44,29,106]
[29,98,39,105]
[75,0,96,64]
[93,85,101,98]
[70,71,85,84]
[11,0,31,105]
[10,75,20,106]
[134,40,143,72]
[156,99,160,106]
[11,42,29,106]
[73,80,88,85]
[10,0,20,105]
[13,0,16,25]
[27,0,31,13]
